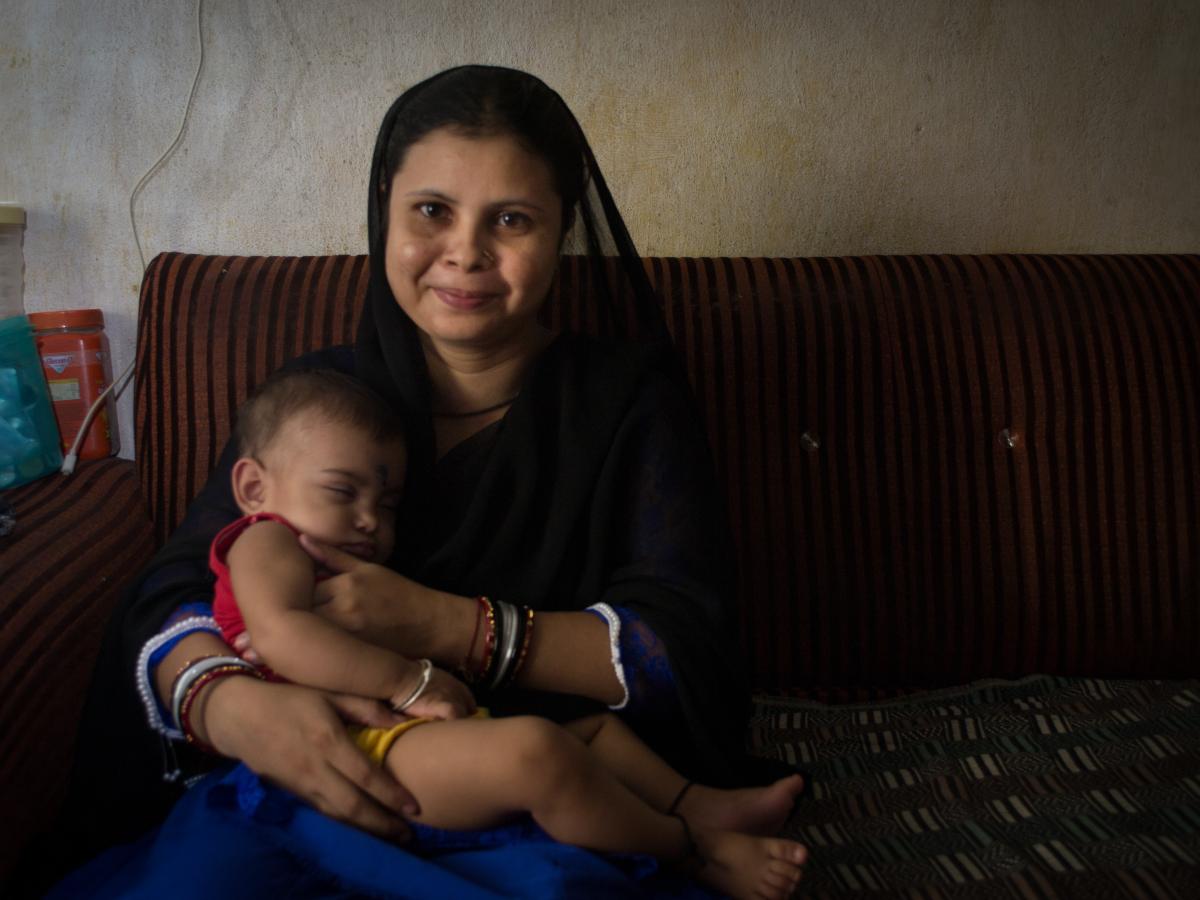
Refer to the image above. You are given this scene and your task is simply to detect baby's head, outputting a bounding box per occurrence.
[231,369,406,563]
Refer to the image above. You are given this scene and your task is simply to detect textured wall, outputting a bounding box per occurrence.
[2,0,1198,459]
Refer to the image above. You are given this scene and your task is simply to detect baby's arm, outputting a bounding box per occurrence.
[228,519,429,709]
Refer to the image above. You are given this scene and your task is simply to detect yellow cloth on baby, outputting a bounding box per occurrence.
[348,708,489,765]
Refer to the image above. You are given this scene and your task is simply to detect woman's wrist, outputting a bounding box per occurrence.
[422,589,477,667]
[191,671,266,753]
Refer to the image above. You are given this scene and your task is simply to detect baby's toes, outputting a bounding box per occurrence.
[768,858,801,878]
[762,867,796,891]
[767,838,808,866]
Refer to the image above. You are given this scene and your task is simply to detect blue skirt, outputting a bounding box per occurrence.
[50,764,715,899]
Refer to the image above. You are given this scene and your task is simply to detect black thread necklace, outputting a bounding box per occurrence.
[432,395,519,419]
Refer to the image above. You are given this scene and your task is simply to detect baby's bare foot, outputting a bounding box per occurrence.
[693,827,806,900]
[679,774,805,835]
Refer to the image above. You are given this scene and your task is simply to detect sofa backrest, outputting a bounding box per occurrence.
[135,253,1200,691]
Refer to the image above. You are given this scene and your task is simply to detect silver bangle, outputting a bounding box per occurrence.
[488,601,521,691]
[392,659,434,712]
[170,655,255,731]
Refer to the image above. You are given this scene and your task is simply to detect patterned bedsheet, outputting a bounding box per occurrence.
[751,676,1200,898]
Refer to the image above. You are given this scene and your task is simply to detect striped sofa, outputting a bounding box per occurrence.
[2,253,1198,896]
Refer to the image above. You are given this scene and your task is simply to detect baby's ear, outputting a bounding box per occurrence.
[231,457,268,513]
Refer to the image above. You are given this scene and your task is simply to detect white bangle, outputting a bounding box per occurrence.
[170,655,257,731]
[587,603,630,710]
[392,659,434,711]
[136,615,221,738]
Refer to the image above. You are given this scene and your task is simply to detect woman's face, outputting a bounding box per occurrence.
[384,127,564,355]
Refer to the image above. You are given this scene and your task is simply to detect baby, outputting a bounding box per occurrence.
[211,368,808,900]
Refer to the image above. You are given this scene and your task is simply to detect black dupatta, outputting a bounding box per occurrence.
[355,67,752,782]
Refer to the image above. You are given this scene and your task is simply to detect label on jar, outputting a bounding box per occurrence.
[48,378,81,402]
[43,353,77,374]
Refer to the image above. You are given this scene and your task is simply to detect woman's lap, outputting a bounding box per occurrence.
[48,762,715,899]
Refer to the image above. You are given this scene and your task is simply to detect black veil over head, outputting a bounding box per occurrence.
[355,65,671,481]
[355,66,764,786]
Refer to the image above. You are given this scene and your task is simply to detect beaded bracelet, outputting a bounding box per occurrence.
[177,663,265,751]
[476,596,498,684]
[482,600,510,689]
[136,614,221,737]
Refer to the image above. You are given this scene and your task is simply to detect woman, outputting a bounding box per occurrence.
[53,65,799,896]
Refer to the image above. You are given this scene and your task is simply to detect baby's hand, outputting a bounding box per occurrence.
[395,667,476,721]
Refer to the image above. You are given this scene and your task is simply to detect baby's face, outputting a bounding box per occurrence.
[253,412,406,563]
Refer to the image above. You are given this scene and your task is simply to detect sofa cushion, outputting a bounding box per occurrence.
[0,458,155,883]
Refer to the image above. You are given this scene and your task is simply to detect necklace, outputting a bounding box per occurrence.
[432,395,519,419]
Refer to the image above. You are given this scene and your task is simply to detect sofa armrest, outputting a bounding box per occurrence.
[0,458,155,884]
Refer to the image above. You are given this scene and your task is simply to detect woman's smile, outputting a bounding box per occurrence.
[431,285,502,311]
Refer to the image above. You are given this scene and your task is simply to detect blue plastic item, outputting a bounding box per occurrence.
[0,314,63,488]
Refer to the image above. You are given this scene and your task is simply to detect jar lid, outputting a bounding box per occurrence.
[28,308,105,330]
[0,205,25,226]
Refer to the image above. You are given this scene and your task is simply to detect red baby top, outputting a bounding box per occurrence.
[210,512,302,650]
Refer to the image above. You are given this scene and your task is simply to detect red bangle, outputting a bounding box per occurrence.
[459,597,485,680]
[178,664,264,752]
[476,597,497,683]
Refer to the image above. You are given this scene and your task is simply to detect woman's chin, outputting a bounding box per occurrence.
[422,315,541,355]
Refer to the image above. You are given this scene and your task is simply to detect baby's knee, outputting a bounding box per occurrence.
[502,716,583,792]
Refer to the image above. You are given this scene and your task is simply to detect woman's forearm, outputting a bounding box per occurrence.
[425,593,622,705]
[511,609,625,706]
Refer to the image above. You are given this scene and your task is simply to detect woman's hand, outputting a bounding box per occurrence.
[197,674,419,840]
[300,535,473,665]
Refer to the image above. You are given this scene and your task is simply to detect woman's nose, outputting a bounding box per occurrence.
[443,220,494,270]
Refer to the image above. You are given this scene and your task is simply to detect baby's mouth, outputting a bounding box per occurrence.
[340,541,378,561]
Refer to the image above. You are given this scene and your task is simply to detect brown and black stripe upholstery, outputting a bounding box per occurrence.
[134,253,1200,694]
[0,457,154,880]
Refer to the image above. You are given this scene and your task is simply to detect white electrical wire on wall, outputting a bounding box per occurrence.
[63,0,207,475]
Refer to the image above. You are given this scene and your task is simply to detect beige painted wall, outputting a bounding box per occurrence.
[2,0,1198,459]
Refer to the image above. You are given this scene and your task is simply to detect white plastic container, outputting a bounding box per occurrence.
[0,205,26,321]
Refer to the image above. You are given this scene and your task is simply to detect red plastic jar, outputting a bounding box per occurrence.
[27,308,119,459]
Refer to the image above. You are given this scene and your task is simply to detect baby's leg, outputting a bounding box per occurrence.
[384,716,806,900]
[563,713,806,836]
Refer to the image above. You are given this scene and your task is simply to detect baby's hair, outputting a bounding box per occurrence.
[235,368,405,458]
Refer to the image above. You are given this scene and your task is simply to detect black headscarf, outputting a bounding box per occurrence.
[355,65,671,482]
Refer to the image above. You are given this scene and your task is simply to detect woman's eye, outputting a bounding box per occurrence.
[417,201,446,219]
[497,211,531,230]
[325,486,354,501]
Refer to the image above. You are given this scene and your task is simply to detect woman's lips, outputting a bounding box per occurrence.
[432,286,499,311]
